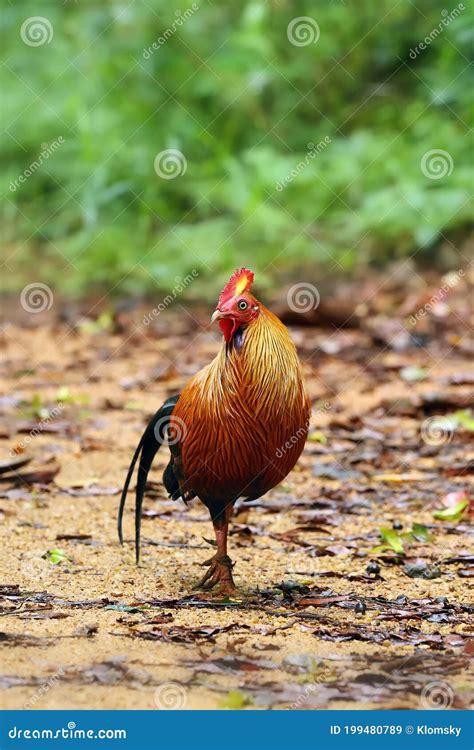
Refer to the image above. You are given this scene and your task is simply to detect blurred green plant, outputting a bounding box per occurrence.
[1,0,472,296]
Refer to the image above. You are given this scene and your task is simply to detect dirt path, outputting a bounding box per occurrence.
[0,288,472,710]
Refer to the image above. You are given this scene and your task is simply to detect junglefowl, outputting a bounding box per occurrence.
[118,268,310,594]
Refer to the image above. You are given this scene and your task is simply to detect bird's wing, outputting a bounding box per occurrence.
[117,394,180,562]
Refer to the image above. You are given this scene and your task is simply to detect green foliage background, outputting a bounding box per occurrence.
[1,0,472,295]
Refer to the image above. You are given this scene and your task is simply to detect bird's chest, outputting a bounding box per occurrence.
[175,373,308,503]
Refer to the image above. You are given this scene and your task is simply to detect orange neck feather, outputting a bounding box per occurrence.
[197,304,307,419]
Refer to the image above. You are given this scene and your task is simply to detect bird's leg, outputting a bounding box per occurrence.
[195,503,237,595]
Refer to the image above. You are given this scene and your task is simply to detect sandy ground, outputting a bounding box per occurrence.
[0,296,472,710]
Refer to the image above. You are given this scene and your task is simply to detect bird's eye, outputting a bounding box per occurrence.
[238,300,248,310]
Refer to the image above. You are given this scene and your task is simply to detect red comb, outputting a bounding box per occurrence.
[218,268,254,307]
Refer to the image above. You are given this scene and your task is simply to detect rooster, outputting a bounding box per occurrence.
[118,268,310,594]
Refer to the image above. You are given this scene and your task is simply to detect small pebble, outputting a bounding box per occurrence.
[366,562,380,575]
[355,601,366,615]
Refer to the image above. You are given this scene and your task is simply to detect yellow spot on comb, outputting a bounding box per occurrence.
[235,274,251,296]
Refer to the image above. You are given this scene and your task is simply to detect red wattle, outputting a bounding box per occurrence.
[219,318,237,343]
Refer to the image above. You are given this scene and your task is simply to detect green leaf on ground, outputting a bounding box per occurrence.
[410,523,433,543]
[45,548,66,564]
[453,410,474,431]
[379,527,405,554]
[308,431,327,444]
[219,690,253,709]
[433,498,469,522]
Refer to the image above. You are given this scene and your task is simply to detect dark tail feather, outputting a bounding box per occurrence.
[118,395,179,563]
[134,417,164,563]
[117,433,145,545]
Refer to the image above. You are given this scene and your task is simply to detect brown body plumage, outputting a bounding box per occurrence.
[119,269,310,594]
[172,304,310,507]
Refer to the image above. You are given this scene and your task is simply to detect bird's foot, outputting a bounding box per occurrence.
[194,553,238,596]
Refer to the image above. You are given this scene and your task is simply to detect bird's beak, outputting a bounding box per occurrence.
[211,309,224,323]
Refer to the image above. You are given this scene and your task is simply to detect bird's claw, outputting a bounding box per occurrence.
[194,553,237,595]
